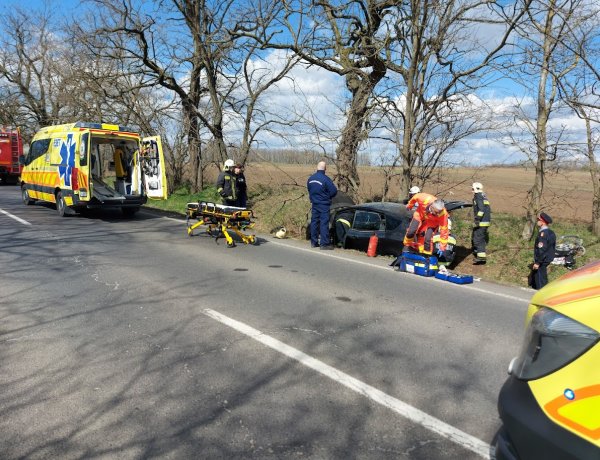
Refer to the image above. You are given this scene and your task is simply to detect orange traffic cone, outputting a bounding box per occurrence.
[367,233,378,257]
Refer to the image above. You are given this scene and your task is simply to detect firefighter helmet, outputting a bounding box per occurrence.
[224,159,235,171]
[472,182,483,193]
[409,186,420,195]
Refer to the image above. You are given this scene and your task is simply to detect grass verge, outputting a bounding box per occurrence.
[146,185,600,288]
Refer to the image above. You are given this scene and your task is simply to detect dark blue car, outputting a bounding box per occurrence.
[331,200,472,258]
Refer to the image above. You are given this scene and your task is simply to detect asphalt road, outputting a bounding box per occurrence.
[0,186,534,459]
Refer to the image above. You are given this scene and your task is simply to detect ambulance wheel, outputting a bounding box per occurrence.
[21,185,34,205]
[56,191,69,217]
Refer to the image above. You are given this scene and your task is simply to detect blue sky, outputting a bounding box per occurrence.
[2,0,598,166]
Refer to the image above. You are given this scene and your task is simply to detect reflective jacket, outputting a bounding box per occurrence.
[216,170,236,202]
[473,192,491,227]
[307,170,337,207]
[406,193,437,220]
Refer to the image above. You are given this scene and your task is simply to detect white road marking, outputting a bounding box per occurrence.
[204,308,492,459]
[0,208,32,226]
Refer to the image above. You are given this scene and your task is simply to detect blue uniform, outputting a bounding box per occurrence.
[532,225,556,289]
[307,170,337,247]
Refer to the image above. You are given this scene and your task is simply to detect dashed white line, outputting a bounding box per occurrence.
[0,208,32,226]
[204,308,492,459]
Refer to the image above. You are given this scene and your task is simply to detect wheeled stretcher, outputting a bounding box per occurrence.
[186,202,256,247]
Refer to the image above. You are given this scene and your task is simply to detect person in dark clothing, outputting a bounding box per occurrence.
[307,160,337,249]
[233,164,247,208]
[471,182,491,264]
[531,212,556,290]
[334,210,354,247]
[216,159,237,206]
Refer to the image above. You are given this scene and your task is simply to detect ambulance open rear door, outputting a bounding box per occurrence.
[140,136,168,200]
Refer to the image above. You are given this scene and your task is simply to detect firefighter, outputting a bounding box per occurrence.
[403,185,421,207]
[471,182,491,265]
[216,159,237,206]
[334,210,354,247]
[404,193,449,256]
[307,160,337,249]
[531,212,556,290]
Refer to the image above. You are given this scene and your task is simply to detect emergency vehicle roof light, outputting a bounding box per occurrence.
[74,122,135,132]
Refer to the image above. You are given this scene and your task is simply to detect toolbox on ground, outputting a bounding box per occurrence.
[434,271,473,284]
[399,253,438,277]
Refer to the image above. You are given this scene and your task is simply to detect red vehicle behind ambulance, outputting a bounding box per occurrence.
[0,127,23,184]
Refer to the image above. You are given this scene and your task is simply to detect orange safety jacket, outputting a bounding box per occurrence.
[404,193,449,253]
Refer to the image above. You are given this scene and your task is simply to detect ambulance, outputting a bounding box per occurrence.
[20,122,168,216]
[496,260,600,459]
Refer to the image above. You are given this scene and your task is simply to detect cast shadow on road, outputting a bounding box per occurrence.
[1,229,498,459]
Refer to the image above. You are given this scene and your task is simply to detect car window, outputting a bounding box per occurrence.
[385,214,402,231]
[353,210,383,231]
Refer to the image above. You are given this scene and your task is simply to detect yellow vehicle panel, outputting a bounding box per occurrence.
[526,260,600,446]
[529,347,600,445]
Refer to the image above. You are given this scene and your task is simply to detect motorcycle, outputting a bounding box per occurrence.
[551,235,586,270]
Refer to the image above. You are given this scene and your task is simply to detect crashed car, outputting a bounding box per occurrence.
[330,200,472,258]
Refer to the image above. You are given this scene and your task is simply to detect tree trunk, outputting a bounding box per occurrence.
[521,1,555,240]
[337,67,385,201]
[585,117,600,236]
[183,102,202,193]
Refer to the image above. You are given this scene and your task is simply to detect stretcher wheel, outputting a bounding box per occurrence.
[227,241,236,248]
[248,235,257,245]
[187,226,193,237]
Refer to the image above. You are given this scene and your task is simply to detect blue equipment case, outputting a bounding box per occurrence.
[435,271,473,284]
[400,253,438,277]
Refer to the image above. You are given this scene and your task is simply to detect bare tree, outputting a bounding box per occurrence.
[0,7,68,131]
[505,0,583,239]
[235,0,527,203]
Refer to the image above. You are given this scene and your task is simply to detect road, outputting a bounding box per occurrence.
[0,186,534,459]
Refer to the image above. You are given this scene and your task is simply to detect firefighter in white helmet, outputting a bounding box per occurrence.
[216,159,237,206]
[471,182,491,264]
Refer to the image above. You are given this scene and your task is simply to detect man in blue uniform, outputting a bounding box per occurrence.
[531,212,556,289]
[307,160,337,249]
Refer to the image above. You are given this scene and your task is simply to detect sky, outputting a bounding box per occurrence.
[2,0,598,166]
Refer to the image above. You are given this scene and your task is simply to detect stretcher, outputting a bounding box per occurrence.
[186,201,256,247]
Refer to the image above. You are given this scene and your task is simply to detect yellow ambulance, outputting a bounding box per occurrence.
[496,260,600,459]
[20,122,168,216]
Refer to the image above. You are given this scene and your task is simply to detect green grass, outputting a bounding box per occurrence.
[147,185,600,287]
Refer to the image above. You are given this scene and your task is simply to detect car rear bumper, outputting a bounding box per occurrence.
[496,376,598,460]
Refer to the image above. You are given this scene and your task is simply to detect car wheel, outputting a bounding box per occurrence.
[21,185,34,205]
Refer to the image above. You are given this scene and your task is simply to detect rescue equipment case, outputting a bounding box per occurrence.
[400,253,438,277]
[434,271,474,284]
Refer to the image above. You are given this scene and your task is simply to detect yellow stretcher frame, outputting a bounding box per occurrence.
[186,201,257,247]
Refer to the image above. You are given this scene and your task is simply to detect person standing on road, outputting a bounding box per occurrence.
[471,182,491,265]
[531,212,556,290]
[307,160,337,250]
[216,159,237,206]
[233,163,248,208]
